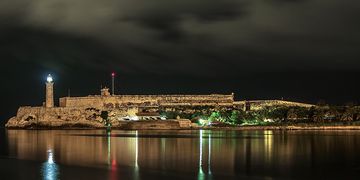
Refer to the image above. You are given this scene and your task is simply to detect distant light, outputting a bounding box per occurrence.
[47,74,53,83]
[47,150,54,164]
[111,72,115,77]
[199,119,207,126]
[130,116,139,121]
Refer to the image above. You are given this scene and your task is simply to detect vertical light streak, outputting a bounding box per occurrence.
[208,133,212,175]
[198,130,205,180]
[133,130,140,180]
[42,149,59,180]
[264,130,273,164]
[107,130,111,166]
[135,130,139,168]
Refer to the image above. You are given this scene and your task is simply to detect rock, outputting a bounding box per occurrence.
[5,106,192,130]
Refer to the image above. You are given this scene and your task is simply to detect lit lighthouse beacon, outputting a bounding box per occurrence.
[45,74,54,108]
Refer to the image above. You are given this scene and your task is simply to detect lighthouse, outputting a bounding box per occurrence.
[45,74,54,108]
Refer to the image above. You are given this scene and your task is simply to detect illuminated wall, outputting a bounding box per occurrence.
[235,100,315,111]
[59,94,235,108]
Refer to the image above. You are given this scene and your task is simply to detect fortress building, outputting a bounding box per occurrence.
[5,74,315,129]
[59,88,235,109]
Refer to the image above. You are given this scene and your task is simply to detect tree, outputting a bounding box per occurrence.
[287,107,311,121]
[229,110,240,124]
[208,111,221,122]
[268,106,289,121]
[327,106,343,122]
[341,107,357,121]
[100,111,110,126]
[160,111,178,119]
[313,108,326,123]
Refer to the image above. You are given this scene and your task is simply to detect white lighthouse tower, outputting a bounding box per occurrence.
[45,74,54,108]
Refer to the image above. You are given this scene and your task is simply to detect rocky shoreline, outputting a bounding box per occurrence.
[6,106,360,130]
[5,118,194,130]
[6,121,360,130]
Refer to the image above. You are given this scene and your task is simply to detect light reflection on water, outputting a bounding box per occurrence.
[41,150,59,180]
[197,130,213,180]
[3,129,360,179]
[198,130,204,180]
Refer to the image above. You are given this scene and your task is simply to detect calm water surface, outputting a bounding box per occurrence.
[1,129,360,180]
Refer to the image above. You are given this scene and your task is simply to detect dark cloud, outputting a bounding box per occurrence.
[0,0,359,74]
[120,1,246,41]
[0,26,145,74]
[0,0,360,71]
[0,0,360,120]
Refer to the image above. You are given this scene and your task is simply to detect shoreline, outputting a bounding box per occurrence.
[5,125,360,130]
[203,125,360,131]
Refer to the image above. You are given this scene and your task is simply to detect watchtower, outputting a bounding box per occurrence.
[45,74,54,108]
[101,87,111,96]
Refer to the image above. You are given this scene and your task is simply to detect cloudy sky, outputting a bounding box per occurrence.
[1,0,360,120]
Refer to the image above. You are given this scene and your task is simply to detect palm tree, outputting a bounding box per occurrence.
[313,108,326,123]
[341,106,357,122]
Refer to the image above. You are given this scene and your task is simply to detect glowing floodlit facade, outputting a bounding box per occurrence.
[59,89,235,109]
[5,74,315,129]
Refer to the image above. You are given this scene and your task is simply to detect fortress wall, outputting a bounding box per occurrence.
[235,100,315,111]
[15,106,91,121]
[60,94,235,108]
[60,97,105,108]
[15,106,136,121]
[16,107,43,118]
[7,105,192,129]
[248,100,314,108]
[7,106,107,128]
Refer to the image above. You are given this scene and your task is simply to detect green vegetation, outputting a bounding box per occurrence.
[100,111,111,127]
[159,105,360,126]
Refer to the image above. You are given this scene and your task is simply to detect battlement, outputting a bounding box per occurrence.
[59,94,235,108]
[235,100,315,111]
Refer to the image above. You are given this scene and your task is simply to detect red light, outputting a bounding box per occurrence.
[111,72,115,77]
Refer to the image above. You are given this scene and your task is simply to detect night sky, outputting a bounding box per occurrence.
[1,0,360,122]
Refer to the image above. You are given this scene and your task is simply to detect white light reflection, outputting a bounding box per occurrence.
[107,130,111,165]
[208,133,212,175]
[133,130,139,180]
[48,151,54,164]
[135,130,139,168]
[198,130,205,180]
[41,149,59,180]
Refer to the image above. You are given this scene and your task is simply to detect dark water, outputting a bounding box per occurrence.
[1,129,360,180]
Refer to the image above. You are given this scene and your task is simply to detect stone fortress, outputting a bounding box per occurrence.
[5,74,314,129]
[59,91,235,109]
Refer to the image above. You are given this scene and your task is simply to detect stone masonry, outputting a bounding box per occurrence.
[59,93,235,108]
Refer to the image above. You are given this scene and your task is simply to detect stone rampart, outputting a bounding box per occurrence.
[6,106,106,128]
[235,100,315,111]
[6,106,193,129]
[59,94,234,108]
